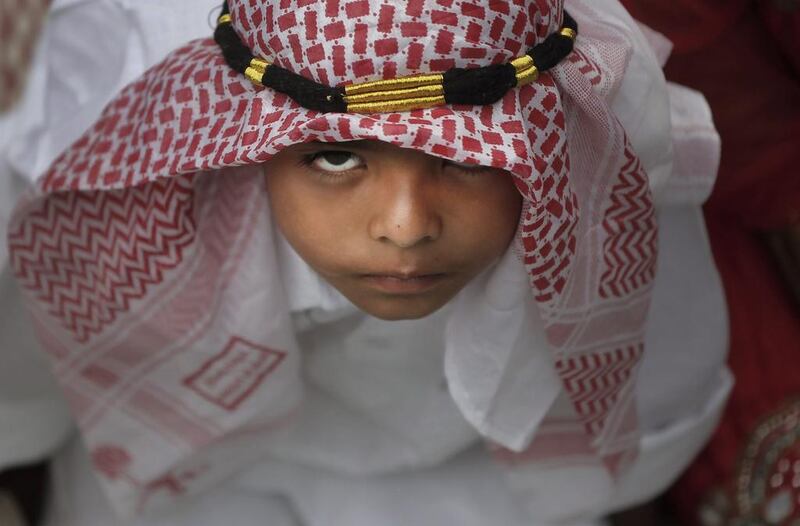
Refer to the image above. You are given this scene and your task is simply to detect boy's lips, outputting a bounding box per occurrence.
[359,272,449,294]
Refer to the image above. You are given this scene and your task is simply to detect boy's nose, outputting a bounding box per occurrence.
[367,173,443,249]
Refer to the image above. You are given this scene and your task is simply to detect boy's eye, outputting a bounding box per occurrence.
[308,151,364,173]
[449,160,477,169]
[446,159,493,174]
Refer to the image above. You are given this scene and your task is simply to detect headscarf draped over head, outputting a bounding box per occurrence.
[7,0,716,517]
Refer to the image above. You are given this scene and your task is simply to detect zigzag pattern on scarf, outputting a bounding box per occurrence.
[9,177,196,342]
[600,145,658,299]
[556,344,642,437]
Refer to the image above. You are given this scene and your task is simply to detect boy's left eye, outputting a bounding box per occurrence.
[446,159,493,174]
[448,160,478,170]
[308,151,364,173]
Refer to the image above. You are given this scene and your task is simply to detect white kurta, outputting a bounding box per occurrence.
[0,1,730,525]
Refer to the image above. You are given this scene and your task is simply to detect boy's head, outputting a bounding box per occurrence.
[206,0,573,320]
[265,140,522,319]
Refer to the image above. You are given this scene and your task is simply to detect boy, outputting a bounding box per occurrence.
[2,0,730,524]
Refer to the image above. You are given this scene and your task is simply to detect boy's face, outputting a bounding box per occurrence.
[265,140,522,320]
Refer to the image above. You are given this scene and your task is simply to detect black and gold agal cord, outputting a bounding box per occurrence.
[214,2,578,114]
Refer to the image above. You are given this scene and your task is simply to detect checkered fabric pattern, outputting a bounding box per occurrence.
[232,0,559,84]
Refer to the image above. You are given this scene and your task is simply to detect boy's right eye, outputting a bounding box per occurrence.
[305,151,364,173]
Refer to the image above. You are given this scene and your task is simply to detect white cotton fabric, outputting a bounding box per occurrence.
[1,0,729,524]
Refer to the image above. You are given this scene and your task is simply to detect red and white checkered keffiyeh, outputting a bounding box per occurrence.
[7,0,677,517]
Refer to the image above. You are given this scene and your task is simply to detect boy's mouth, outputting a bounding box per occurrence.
[359,272,449,294]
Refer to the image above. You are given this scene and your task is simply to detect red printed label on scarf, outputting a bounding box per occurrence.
[183,337,286,410]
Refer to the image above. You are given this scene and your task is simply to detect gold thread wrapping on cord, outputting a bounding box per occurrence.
[511,55,535,73]
[345,74,444,96]
[245,67,264,85]
[516,65,539,86]
[347,95,447,113]
[559,27,577,40]
[245,57,269,85]
[218,14,232,24]
[250,58,269,72]
[511,55,539,86]
[344,83,445,104]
